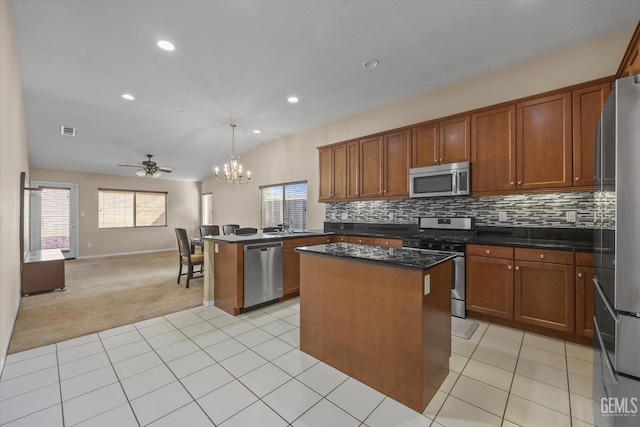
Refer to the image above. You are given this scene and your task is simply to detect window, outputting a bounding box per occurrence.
[201,193,213,225]
[98,189,167,228]
[261,181,307,230]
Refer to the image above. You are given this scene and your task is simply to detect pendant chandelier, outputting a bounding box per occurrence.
[214,124,251,185]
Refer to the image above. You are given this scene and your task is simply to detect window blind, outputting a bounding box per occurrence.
[40,187,70,250]
[98,189,166,228]
[261,182,307,230]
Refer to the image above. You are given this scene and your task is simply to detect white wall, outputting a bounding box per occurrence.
[202,26,634,230]
[30,169,201,257]
[0,0,30,369]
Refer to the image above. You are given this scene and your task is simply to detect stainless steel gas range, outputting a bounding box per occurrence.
[402,217,476,318]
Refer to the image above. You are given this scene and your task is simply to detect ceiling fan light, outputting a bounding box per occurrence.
[152,171,162,178]
[136,169,146,177]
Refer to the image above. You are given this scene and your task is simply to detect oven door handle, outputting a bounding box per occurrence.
[593,277,620,323]
[593,316,618,385]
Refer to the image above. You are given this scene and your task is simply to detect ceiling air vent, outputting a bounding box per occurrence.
[60,125,76,137]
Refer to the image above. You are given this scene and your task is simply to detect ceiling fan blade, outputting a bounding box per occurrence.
[158,167,174,173]
[118,164,144,168]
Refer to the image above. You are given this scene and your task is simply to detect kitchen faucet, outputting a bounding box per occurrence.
[282,217,293,233]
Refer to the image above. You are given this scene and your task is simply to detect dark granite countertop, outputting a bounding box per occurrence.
[203,230,328,244]
[295,243,456,271]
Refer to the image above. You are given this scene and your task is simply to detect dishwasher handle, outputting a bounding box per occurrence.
[244,242,283,252]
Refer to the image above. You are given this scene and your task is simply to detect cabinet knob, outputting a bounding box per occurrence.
[485,249,491,254]
[510,182,515,186]
[539,254,545,259]
[578,272,584,278]
[575,177,580,181]
[385,242,389,246]
[515,266,520,271]
[356,191,359,195]
[508,265,512,270]
[439,158,444,162]
[517,181,522,185]
[379,190,383,194]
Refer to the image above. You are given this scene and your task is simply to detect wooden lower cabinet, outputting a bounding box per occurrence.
[466,254,514,319]
[575,252,595,338]
[283,238,307,297]
[514,259,575,333]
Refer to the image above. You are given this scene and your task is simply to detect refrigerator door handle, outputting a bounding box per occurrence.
[594,277,620,323]
[594,316,618,386]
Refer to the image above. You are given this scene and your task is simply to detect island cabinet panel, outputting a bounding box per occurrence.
[299,254,451,412]
[359,135,384,198]
[213,243,244,315]
[514,256,575,333]
[471,105,517,193]
[516,92,573,190]
[575,252,595,338]
[318,143,347,201]
[383,129,411,197]
[466,255,514,319]
[572,83,610,188]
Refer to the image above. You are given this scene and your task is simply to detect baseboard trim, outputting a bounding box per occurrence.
[203,299,215,308]
[1,290,21,378]
[77,248,176,259]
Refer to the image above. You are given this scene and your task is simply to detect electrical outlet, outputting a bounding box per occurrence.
[341,213,348,220]
[388,212,394,221]
[86,242,92,248]
[567,211,577,223]
[498,211,507,222]
[424,274,431,296]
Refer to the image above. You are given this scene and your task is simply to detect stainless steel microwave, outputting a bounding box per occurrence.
[409,161,471,198]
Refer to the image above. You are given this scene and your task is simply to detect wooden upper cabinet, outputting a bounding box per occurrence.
[471,105,516,193]
[317,143,347,201]
[617,22,640,78]
[439,115,470,164]
[516,92,572,190]
[346,141,360,199]
[383,129,411,197]
[411,121,439,168]
[412,115,469,168]
[572,83,610,188]
[359,135,384,198]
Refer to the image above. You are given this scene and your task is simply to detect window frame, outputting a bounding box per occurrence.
[260,180,307,229]
[201,193,213,226]
[98,188,168,229]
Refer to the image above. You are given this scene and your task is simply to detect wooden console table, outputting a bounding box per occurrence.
[22,249,65,296]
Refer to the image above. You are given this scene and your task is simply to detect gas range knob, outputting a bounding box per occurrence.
[428,243,435,249]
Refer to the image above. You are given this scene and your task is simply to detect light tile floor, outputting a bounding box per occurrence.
[0,298,604,426]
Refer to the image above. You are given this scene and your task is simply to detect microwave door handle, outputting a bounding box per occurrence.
[452,171,458,195]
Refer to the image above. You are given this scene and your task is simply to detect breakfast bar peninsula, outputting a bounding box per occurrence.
[295,243,455,412]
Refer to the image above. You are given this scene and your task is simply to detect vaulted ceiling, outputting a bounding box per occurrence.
[10,0,640,181]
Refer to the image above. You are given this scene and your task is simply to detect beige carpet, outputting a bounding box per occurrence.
[8,250,203,354]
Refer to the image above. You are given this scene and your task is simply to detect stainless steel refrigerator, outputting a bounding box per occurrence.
[593,74,640,427]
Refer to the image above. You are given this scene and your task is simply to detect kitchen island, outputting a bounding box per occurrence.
[296,243,455,412]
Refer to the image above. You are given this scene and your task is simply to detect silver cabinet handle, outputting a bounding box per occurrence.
[515,266,520,271]
[485,249,491,254]
[575,177,580,181]
[510,182,515,186]
[517,181,522,185]
[578,272,584,278]
[540,254,545,259]
[508,265,512,270]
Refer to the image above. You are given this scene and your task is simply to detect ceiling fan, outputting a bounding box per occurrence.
[118,154,174,178]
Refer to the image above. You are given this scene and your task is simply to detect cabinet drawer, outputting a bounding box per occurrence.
[305,236,332,246]
[334,235,349,243]
[515,248,573,264]
[575,252,595,267]
[373,238,403,248]
[348,236,374,245]
[283,238,308,249]
[466,245,513,259]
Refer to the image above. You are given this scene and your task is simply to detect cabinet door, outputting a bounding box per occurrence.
[383,129,410,197]
[348,236,374,245]
[516,93,572,190]
[572,83,610,188]
[411,122,439,168]
[514,261,575,332]
[346,141,360,199]
[283,247,300,296]
[575,266,595,338]
[332,144,347,199]
[466,255,514,319]
[439,115,470,164]
[359,136,384,198]
[318,146,333,201]
[471,105,516,193]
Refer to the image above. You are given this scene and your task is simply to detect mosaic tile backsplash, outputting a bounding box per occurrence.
[325,191,601,228]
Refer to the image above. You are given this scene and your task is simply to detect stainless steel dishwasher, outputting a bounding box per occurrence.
[243,241,283,308]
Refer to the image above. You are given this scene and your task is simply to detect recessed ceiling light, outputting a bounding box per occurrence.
[287,96,299,103]
[121,93,135,101]
[157,40,175,51]
[253,129,261,134]
[363,59,379,69]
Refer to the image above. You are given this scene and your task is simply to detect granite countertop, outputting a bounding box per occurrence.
[295,243,456,271]
[203,229,328,244]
